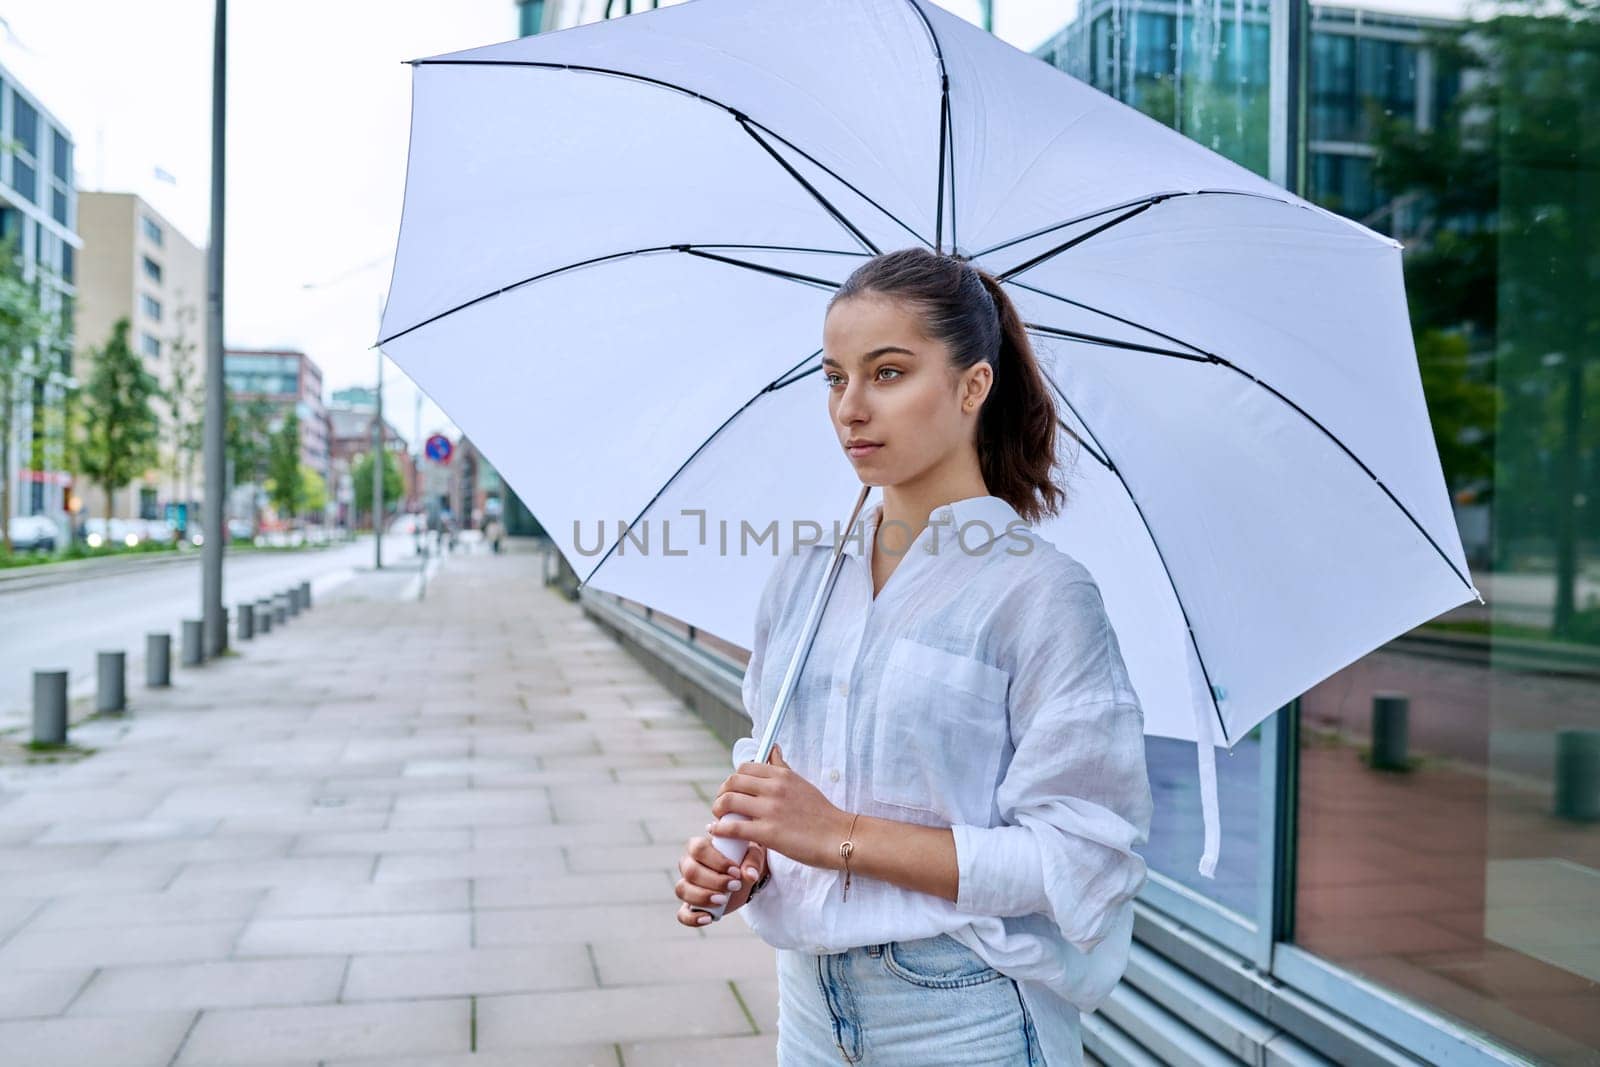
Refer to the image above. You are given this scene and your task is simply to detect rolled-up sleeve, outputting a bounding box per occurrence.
[950,573,1155,955]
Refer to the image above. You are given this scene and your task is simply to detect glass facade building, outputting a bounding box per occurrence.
[1034,0,1598,1062]
[0,60,79,526]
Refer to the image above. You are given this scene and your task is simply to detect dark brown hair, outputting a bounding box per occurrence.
[827,246,1069,525]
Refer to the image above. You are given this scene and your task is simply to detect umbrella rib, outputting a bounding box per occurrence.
[412,57,932,250]
[378,243,854,346]
[679,248,842,290]
[1023,325,1483,602]
[904,0,952,253]
[998,202,1158,282]
[1024,322,1211,363]
[576,346,828,593]
[974,187,1314,266]
[733,120,881,255]
[1046,380,1233,747]
[1010,278,1211,359]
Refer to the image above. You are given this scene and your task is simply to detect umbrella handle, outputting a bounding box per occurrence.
[689,813,755,921]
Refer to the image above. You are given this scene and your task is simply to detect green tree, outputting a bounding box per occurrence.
[0,238,61,555]
[265,408,305,521]
[1367,0,1600,636]
[351,447,403,528]
[225,393,274,532]
[299,463,328,518]
[164,294,203,516]
[73,318,162,529]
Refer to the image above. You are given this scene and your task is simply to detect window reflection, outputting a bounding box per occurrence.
[1299,0,1600,1060]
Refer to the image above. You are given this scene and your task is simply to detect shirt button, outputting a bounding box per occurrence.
[837,680,849,696]
[829,769,840,782]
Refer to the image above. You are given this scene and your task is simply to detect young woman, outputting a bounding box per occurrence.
[673,247,1155,1066]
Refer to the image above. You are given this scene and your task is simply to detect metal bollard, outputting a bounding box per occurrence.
[146,633,172,687]
[97,651,126,714]
[256,600,274,634]
[286,587,302,617]
[1370,692,1409,770]
[274,595,288,625]
[208,609,228,658]
[300,579,312,609]
[238,603,255,641]
[1555,729,1600,822]
[220,607,230,654]
[181,619,205,666]
[32,670,67,745]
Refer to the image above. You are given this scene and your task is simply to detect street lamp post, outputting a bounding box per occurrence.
[200,0,227,657]
[373,339,383,570]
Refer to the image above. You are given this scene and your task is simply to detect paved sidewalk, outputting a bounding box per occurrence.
[0,546,777,1066]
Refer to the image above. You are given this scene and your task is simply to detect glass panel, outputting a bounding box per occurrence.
[12,96,37,157]
[50,128,69,183]
[1034,0,1277,918]
[1036,0,1274,177]
[1296,1,1600,1061]
[12,158,35,203]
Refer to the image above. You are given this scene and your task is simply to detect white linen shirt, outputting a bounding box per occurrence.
[729,493,1155,1067]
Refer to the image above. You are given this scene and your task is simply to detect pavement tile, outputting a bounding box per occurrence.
[472,870,669,909]
[234,912,471,956]
[165,854,376,891]
[476,981,753,1048]
[256,878,470,918]
[0,966,92,1018]
[622,1034,780,1066]
[25,887,265,929]
[0,1012,195,1066]
[342,943,595,1000]
[0,919,243,970]
[68,956,347,1015]
[175,999,470,1064]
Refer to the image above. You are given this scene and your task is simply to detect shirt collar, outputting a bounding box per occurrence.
[822,493,1025,560]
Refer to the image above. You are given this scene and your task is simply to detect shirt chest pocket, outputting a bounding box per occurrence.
[870,637,1011,826]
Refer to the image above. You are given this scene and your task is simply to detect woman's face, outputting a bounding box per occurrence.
[822,292,990,487]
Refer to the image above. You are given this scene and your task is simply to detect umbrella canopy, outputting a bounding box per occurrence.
[378,0,1482,878]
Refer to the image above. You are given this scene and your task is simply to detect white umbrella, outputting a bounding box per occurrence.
[377,0,1482,885]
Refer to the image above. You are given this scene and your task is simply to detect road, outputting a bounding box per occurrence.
[0,534,428,730]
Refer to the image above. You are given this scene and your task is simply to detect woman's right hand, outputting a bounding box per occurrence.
[675,831,766,927]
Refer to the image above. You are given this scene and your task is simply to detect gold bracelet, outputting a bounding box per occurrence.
[839,811,861,902]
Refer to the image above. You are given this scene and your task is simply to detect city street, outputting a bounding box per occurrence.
[0,535,424,731]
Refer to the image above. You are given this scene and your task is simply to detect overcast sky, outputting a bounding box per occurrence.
[0,0,1467,451]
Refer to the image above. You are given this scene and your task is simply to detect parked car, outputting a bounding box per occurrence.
[7,515,59,553]
[139,519,178,545]
[80,517,145,549]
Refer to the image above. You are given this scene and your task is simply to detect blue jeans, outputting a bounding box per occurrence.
[775,933,1045,1065]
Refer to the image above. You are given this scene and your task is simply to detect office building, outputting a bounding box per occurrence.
[223,347,330,513]
[0,61,79,531]
[73,192,209,523]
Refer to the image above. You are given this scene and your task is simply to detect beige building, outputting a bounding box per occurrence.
[72,191,208,522]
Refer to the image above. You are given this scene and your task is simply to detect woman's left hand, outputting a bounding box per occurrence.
[710,743,851,871]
